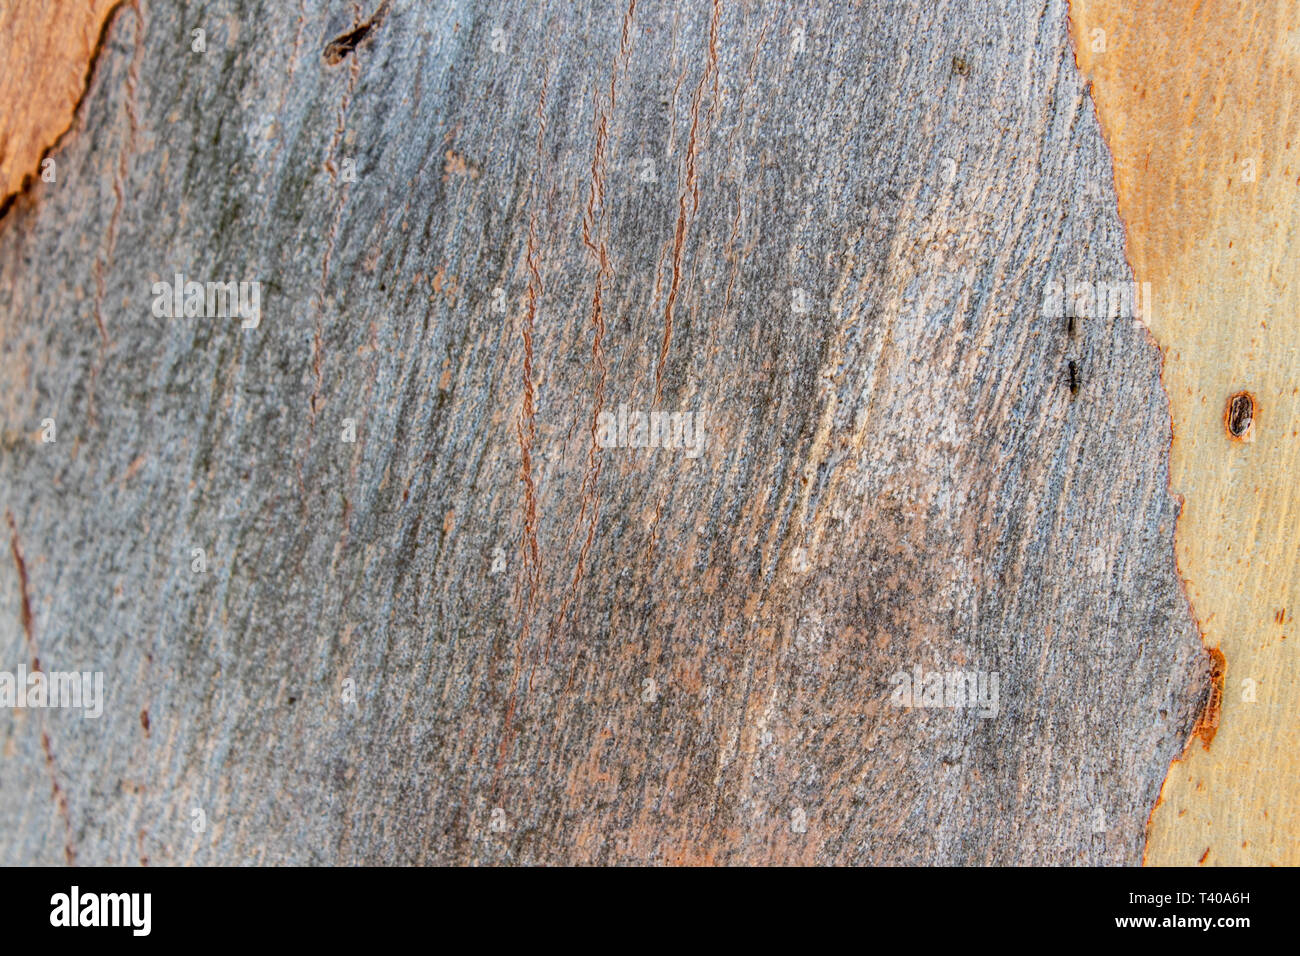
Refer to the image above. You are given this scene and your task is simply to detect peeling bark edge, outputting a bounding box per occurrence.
[1065,1,1227,861]
[0,0,129,227]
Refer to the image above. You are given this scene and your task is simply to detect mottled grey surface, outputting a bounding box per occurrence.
[0,0,1205,864]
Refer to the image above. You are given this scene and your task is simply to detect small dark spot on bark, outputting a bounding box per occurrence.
[324,2,388,67]
[952,55,970,77]
[140,709,150,733]
[324,23,372,64]
[1068,360,1080,396]
[1225,391,1256,440]
[288,696,297,705]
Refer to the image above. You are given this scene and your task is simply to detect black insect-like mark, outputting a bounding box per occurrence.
[1067,311,1077,338]
[1068,360,1080,397]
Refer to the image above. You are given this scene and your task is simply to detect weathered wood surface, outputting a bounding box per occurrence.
[0,0,1207,865]
[1073,0,1300,866]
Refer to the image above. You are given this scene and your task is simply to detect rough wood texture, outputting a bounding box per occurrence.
[1072,0,1300,867]
[0,0,1206,865]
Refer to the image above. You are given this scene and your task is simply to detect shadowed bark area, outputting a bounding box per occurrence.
[0,0,1205,864]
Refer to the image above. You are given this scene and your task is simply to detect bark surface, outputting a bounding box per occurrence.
[0,0,1206,865]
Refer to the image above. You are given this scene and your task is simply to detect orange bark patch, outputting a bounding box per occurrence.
[0,0,123,212]
[1071,0,1300,867]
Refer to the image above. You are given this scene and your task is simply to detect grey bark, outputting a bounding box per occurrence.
[0,0,1205,865]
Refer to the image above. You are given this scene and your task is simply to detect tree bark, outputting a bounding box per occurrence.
[0,0,1207,865]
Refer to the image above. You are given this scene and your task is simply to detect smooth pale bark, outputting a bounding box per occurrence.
[0,0,121,210]
[1073,0,1300,867]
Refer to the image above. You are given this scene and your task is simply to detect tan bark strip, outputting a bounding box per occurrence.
[1070,0,1300,866]
[0,0,124,217]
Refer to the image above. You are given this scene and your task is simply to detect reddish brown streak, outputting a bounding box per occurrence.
[7,511,76,863]
[656,0,721,406]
